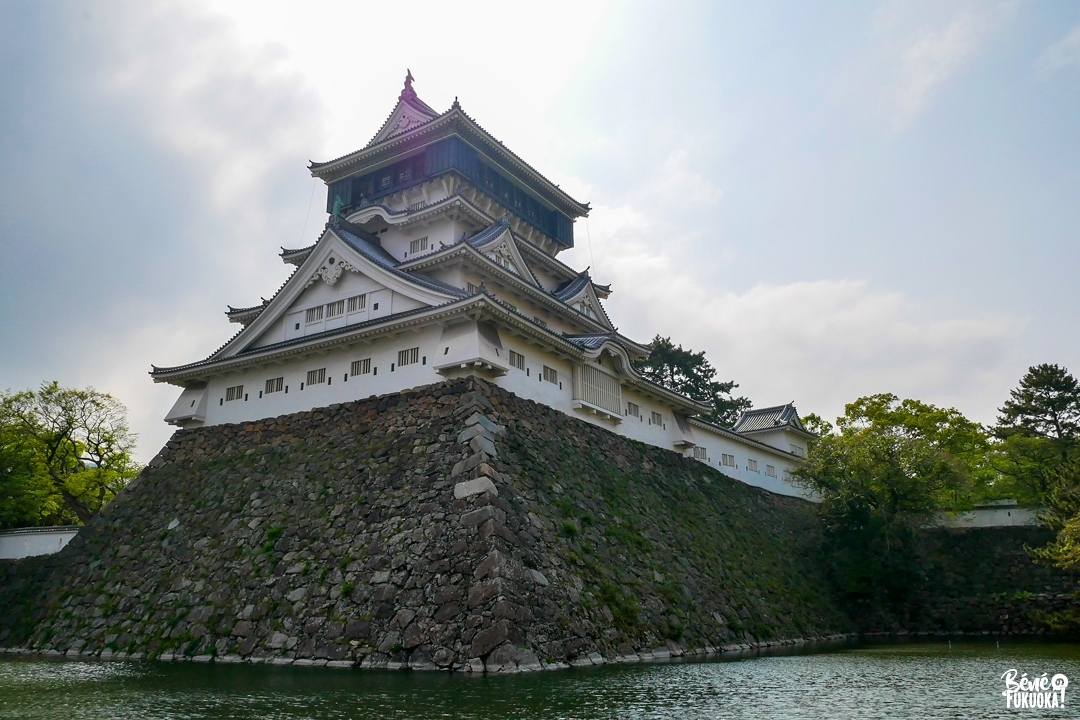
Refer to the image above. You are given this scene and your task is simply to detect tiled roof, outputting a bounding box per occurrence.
[153,300,463,376]
[732,403,807,434]
[327,216,468,299]
[553,272,592,302]
[466,216,512,249]
[564,333,618,350]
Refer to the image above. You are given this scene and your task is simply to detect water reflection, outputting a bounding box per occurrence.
[2,640,1079,719]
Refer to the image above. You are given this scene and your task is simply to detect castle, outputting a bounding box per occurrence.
[151,74,812,498]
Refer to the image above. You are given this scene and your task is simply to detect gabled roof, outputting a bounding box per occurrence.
[327,216,468,298]
[309,76,589,219]
[365,71,441,147]
[732,403,812,435]
[226,300,269,326]
[554,271,615,330]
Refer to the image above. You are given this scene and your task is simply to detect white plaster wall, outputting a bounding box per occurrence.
[0,527,79,559]
[201,325,447,425]
[934,507,1041,528]
[169,328,811,501]
[686,424,809,499]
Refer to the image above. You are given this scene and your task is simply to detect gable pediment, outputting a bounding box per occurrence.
[368,74,441,147]
[213,226,460,359]
[563,282,614,330]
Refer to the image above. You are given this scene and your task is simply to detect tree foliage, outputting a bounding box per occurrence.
[0,382,140,527]
[794,393,985,605]
[632,335,751,427]
[991,364,1080,503]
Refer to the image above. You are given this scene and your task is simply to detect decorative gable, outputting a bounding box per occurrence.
[367,71,441,147]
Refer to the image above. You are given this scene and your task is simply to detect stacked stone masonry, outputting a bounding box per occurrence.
[0,378,852,671]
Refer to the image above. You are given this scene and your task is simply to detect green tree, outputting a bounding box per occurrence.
[991,364,1080,503]
[632,335,751,427]
[795,394,982,606]
[1,382,140,526]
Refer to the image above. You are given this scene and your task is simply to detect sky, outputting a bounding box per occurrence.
[1,0,1078,461]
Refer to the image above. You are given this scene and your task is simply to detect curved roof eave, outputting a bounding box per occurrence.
[310,109,589,218]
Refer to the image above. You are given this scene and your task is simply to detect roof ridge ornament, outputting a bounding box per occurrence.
[498,215,511,227]
[401,69,416,101]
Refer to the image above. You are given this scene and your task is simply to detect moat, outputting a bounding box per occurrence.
[3,639,1079,719]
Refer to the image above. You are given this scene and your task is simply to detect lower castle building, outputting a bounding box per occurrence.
[151,74,814,498]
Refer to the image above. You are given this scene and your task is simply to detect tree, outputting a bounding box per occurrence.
[632,335,751,427]
[991,364,1080,503]
[1,382,140,526]
[794,394,982,606]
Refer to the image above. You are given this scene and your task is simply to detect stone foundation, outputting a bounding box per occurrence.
[0,377,850,671]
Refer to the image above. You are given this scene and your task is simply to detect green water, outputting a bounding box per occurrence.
[2,641,1079,719]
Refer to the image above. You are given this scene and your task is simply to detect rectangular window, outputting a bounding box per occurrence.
[509,350,525,370]
[265,377,283,394]
[722,453,736,467]
[693,446,708,460]
[542,366,558,384]
[765,465,776,478]
[409,236,429,254]
[783,469,792,481]
[306,368,326,385]
[397,347,420,366]
[747,459,759,472]
[305,306,323,324]
[325,300,345,319]
[225,385,243,402]
[651,411,663,426]
[627,402,640,418]
[347,294,367,312]
[789,444,804,457]
[467,282,479,294]
[351,358,371,376]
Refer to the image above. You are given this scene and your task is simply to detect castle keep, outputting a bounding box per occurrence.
[152,74,813,498]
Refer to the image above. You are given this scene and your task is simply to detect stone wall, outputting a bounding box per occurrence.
[855,526,1079,636]
[0,377,850,671]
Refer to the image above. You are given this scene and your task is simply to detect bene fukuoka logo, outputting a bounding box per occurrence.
[1001,669,1068,710]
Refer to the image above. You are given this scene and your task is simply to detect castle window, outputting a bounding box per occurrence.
[651,411,663,426]
[747,459,759,472]
[509,350,525,370]
[398,347,420,366]
[542,366,558,384]
[306,368,326,385]
[305,306,323,324]
[265,377,284,394]
[721,453,736,467]
[351,358,371,376]
[467,282,479,294]
[380,175,392,190]
[789,444,804,457]
[765,465,776,478]
[627,402,640,418]
[693,447,708,460]
[225,385,243,402]
[409,237,429,255]
[326,300,345,319]
[347,294,367,312]
[783,469,792,481]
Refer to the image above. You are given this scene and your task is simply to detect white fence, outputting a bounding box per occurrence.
[0,526,80,560]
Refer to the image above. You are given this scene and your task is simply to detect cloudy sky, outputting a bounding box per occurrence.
[2,0,1078,461]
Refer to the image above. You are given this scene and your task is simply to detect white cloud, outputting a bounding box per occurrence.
[570,201,1024,425]
[844,0,1016,130]
[1035,24,1080,74]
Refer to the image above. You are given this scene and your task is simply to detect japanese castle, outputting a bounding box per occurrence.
[152,74,813,498]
